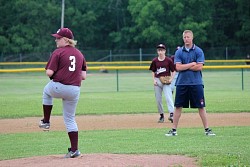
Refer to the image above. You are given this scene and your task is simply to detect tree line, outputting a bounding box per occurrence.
[0,0,249,54]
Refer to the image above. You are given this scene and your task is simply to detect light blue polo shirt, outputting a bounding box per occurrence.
[174,45,204,85]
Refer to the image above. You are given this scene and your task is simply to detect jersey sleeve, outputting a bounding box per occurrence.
[149,58,157,72]
[196,49,205,64]
[174,50,182,64]
[45,50,60,72]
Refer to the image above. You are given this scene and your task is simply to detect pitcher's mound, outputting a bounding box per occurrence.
[0,154,197,167]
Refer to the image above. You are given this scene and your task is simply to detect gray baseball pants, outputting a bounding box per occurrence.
[43,80,80,132]
[154,78,174,114]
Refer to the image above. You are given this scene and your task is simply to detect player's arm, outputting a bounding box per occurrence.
[189,63,203,71]
[170,71,176,81]
[176,62,196,71]
[81,62,87,80]
[81,71,87,80]
[169,59,176,81]
[46,69,54,78]
[152,72,157,86]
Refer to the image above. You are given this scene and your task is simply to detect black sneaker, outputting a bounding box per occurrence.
[168,116,173,123]
[205,128,216,136]
[158,117,164,123]
[165,129,177,136]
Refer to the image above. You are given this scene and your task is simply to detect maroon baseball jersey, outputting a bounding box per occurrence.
[149,56,175,78]
[46,46,87,86]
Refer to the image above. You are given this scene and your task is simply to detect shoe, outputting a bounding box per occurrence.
[165,129,177,136]
[168,116,173,123]
[205,128,216,136]
[64,148,81,158]
[39,119,50,130]
[158,117,164,123]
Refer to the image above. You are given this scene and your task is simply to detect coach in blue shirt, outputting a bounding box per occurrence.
[165,30,216,136]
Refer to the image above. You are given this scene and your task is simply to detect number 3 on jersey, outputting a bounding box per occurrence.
[69,56,76,71]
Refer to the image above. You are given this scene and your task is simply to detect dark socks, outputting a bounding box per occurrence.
[68,131,78,152]
[172,128,176,132]
[170,113,173,117]
[43,105,53,123]
[160,113,164,118]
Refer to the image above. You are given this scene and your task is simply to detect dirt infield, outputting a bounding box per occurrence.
[0,154,197,167]
[0,113,250,167]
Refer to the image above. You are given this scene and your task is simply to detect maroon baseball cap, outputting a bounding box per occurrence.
[51,28,74,39]
[156,44,166,50]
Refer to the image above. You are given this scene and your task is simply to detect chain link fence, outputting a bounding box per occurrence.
[1,46,250,62]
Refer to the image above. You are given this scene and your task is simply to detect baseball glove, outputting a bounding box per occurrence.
[159,76,171,85]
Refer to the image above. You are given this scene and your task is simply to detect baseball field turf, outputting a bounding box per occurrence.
[0,71,250,166]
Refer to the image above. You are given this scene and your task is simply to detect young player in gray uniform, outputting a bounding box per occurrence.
[39,28,87,158]
[149,44,175,123]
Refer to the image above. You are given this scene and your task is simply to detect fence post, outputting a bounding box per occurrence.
[241,68,244,91]
[19,53,22,62]
[116,69,119,92]
[139,48,142,63]
[109,50,112,62]
[225,47,228,60]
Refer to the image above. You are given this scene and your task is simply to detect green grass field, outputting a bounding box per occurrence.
[0,71,250,166]
[0,70,249,118]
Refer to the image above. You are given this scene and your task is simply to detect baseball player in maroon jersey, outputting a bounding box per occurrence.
[39,28,87,158]
[149,44,175,123]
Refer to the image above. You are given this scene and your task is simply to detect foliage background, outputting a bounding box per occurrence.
[0,0,249,54]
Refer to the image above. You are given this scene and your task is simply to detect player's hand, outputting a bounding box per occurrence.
[191,62,196,66]
[154,80,158,86]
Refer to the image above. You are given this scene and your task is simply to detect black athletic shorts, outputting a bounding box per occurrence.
[174,85,205,108]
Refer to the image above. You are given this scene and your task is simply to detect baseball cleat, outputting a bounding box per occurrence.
[168,117,173,123]
[64,148,81,158]
[165,130,177,136]
[39,120,50,131]
[158,117,164,123]
[205,129,216,136]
